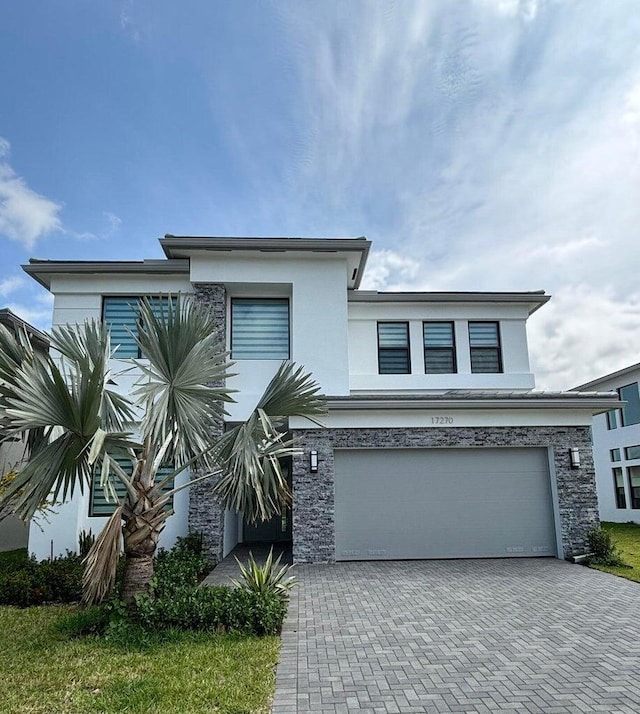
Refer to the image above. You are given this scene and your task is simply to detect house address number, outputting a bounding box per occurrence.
[431,416,454,425]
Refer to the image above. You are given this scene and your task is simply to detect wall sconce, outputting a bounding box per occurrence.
[569,448,580,469]
[309,450,318,473]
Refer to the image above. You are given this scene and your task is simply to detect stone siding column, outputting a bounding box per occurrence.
[189,284,227,563]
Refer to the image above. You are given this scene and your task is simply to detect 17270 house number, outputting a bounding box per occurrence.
[431,416,454,425]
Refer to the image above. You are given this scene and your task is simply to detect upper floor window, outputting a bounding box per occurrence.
[469,322,502,373]
[231,298,289,360]
[606,410,619,430]
[618,382,640,427]
[611,448,622,462]
[89,457,174,517]
[423,322,456,374]
[103,296,171,359]
[377,322,410,374]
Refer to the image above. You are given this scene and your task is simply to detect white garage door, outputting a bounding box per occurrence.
[334,447,557,560]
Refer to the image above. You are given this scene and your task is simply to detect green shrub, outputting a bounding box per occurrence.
[132,585,287,636]
[232,547,296,602]
[78,529,95,559]
[0,552,83,607]
[587,526,627,566]
[152,546,210,597]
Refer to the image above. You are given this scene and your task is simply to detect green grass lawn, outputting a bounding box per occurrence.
[591,521,640,583]
[0,604,280,714]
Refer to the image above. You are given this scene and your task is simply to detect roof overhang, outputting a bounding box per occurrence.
[349,291,550,315]
[159,235,372,289]
[0,308,49,348]
[325,391,620,415]
[23,259,190,290]
[574,362,640,391]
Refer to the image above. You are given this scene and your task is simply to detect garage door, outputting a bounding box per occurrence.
[334,447,557,560]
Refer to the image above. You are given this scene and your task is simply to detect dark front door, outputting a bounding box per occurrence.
[242,461,292,543]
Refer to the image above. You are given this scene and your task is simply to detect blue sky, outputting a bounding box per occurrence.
[1,0,640,389]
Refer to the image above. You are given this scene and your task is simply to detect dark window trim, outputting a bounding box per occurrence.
[469,321,503,374]
[230,297,291,360]
[618,382,640,428]
[606,410,618,430]
[627,465,640,509]
[613,467,626,509]
[377,321,411,375]
[423,321,457,374]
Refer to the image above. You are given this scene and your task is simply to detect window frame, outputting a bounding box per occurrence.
[627,465,640,509]
[423,321,457,374]
[102,295,172,359]
[377,321,411,375]
[618,382,640,427]
[606,410,618,430]
[230,297,290,361]
[468,321,503,374]
[613,467,627,509]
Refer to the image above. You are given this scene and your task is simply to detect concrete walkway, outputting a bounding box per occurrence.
[272,558,640,713]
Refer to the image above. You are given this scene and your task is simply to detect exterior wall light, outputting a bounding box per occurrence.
[570,448,580,469]
[309,450,319,473]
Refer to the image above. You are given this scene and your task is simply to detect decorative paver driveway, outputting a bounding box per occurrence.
[272,559,640,713]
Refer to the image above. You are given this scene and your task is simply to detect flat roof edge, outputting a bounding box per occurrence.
[23,260,190,290]
[574,362,640,391]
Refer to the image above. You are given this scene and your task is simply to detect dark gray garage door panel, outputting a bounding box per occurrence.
[334,448,556,560]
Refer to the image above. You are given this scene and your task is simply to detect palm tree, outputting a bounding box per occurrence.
[0,296,325,604]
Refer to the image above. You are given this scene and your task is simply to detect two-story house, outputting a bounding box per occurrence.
[575,365,640,523]
[24,236,619,563]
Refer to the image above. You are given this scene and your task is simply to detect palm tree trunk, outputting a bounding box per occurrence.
[120,514,163,604]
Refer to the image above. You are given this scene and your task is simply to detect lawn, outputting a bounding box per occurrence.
[591,521,640,583]
[0,603,280,714]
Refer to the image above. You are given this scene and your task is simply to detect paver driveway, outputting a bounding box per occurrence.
[271,559,640,713]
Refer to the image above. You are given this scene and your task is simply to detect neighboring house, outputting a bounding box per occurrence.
[0,308,50,552]
[23,236,619,564]
[574,365,640,523]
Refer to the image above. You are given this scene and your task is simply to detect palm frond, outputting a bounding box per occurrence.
[82,505,124,605]
[131,295,235,468]
[255,361,326,422]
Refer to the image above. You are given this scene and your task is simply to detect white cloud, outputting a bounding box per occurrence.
[528,286,640,390]
[360,250,422,291]
[0,275,25,298]
[474,0,546,21]
[0,137,63,250]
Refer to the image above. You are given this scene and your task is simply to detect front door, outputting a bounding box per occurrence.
[242,461,292,543]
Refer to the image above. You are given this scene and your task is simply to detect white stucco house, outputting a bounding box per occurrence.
[23,235,619,563]
[575,365,640,523]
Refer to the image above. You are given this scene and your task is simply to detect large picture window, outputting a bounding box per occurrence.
[618,382,640,427]
[231,299,290,360]
[377,322,410,374]
[469,322,502,373]
[103,296,171,358]
[423,322,456,374]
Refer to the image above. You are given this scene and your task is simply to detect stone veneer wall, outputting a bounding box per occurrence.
[189,284,227,563]
[291,425,597,563]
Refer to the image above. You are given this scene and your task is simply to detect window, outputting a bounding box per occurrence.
[611,448,621,462]
[625,445,640,460]
[231,299,289,360]
[423,322,456,374]
[613,468,626,509]
[618,382,640,427]
[468,322,502,373]
[628,466,640,509]
[89,457,174,517]
[606,410,618,430]
[377,322,410,374]
[103,296,171,358]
